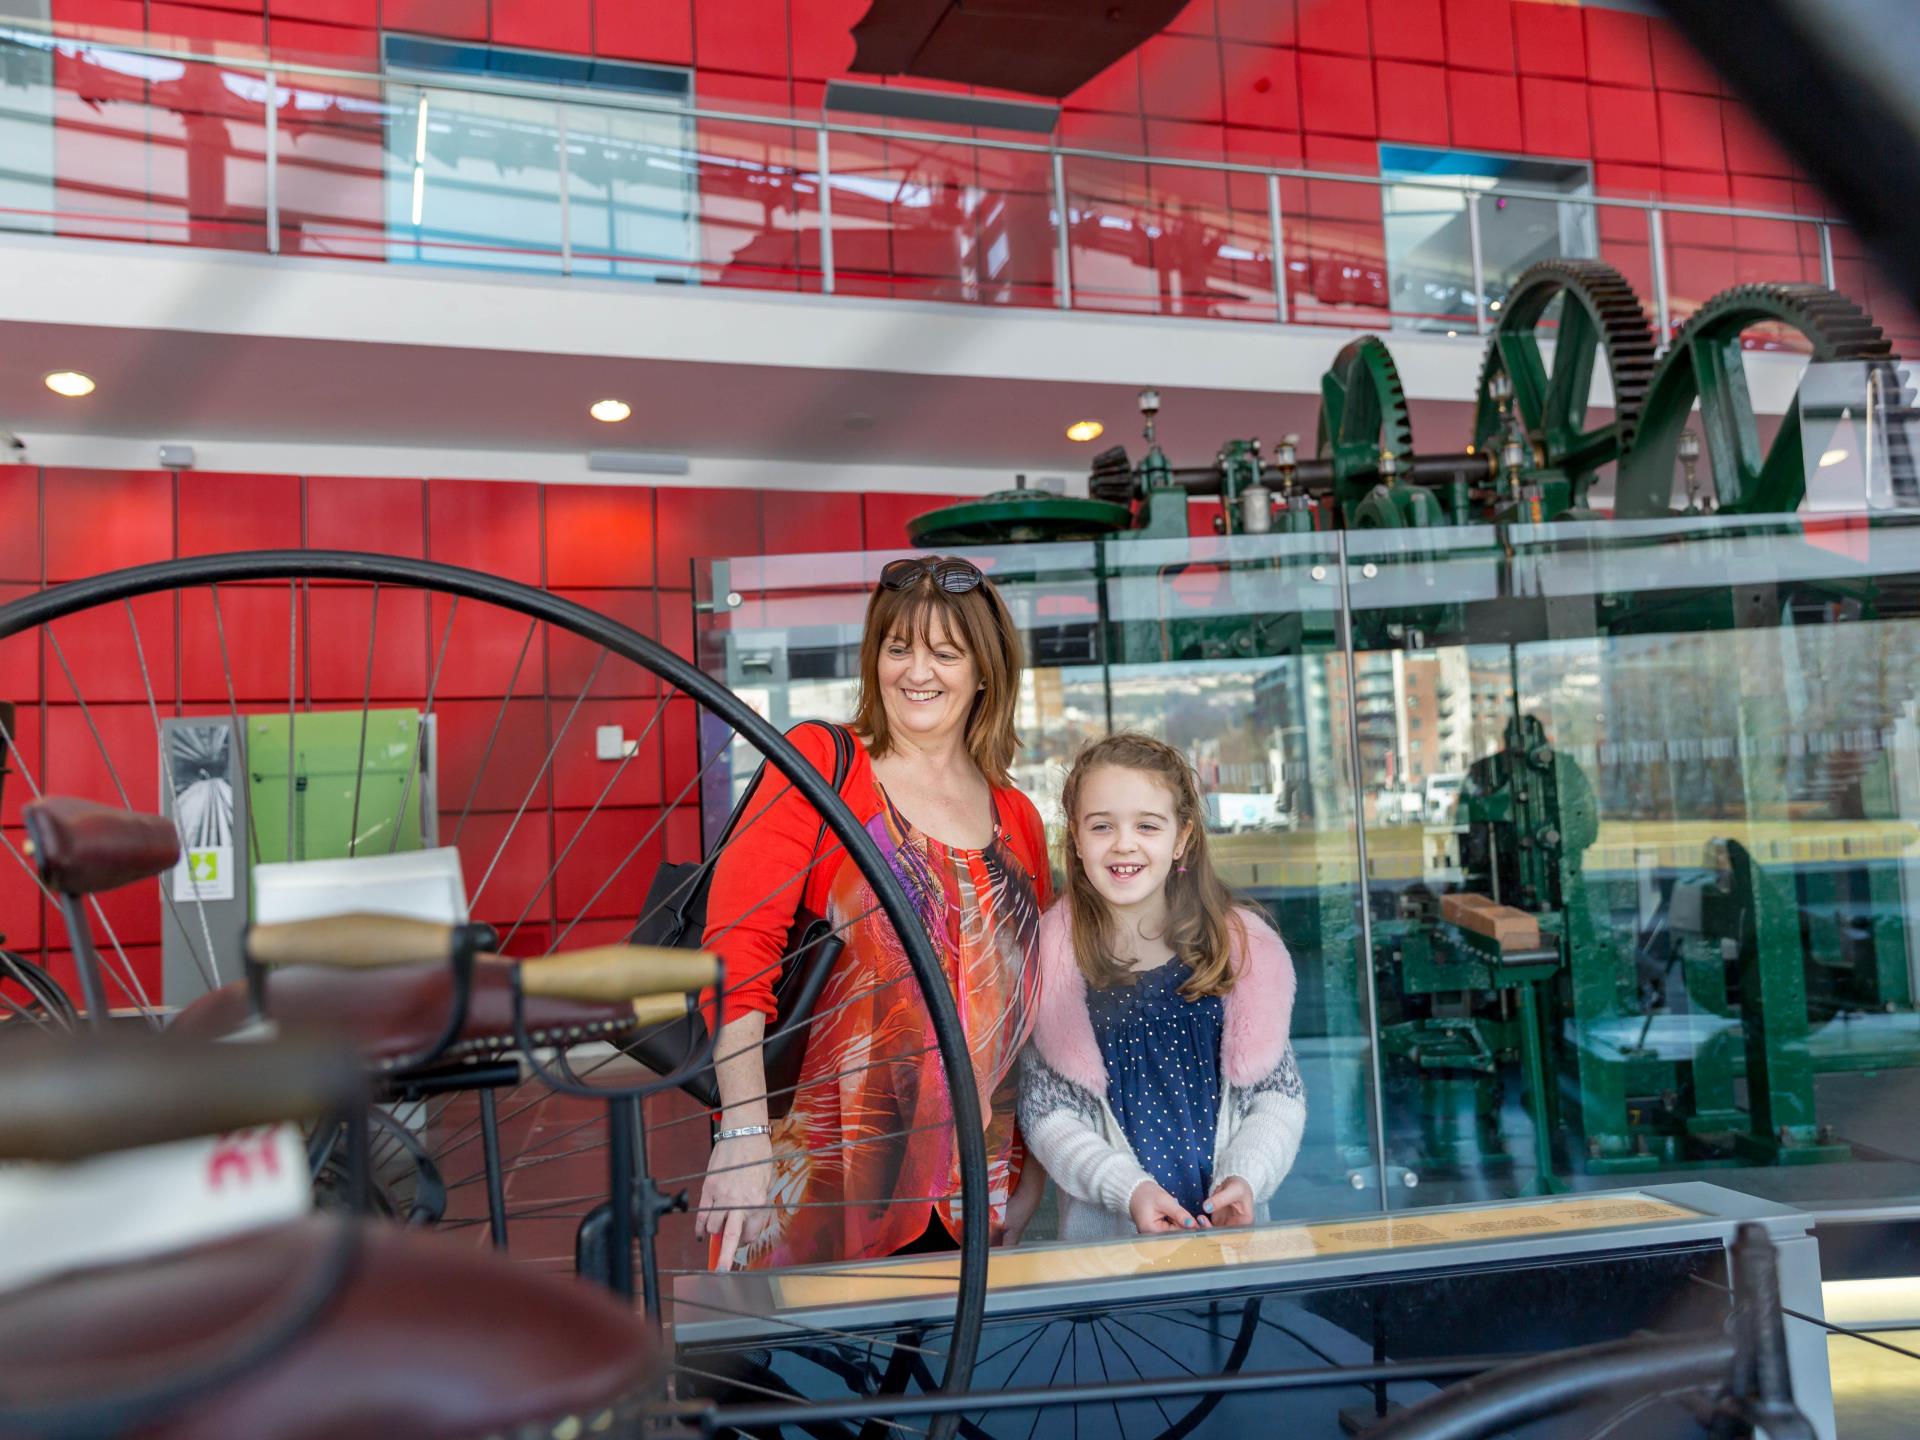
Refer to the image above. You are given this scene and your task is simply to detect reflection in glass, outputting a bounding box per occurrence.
[1380,145,1597,333]
[695,536,1386,1230]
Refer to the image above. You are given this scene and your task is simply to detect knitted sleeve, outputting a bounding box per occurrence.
[1017,1049,1153,1216]
[701,723,849,1029]
[1215,1045,1307,1204]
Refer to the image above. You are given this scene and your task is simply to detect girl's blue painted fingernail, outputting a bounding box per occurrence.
[1183,1217,1195,1228]
[1203,1201,1214,1213]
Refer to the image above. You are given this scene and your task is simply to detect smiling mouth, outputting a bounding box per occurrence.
[1107,864,1146,880]
[902,689,943,702]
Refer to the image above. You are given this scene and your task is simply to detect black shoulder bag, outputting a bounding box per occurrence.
[625,720,855,1113]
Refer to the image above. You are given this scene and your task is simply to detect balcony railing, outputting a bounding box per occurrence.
[3,20,1916,353]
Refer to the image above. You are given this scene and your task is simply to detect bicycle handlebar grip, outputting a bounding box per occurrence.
[520,946,720,1005]
[246,913,461,970]
[22,797,180,898]
[0,1037,367,1163]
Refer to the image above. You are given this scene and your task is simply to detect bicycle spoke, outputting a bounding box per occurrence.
[497,686,671,953]
[123,601,220,993]
[389,595,459,855]
[470,653,603,909]
[451,616,538,847]
[207,585,263,868]
[346,582,379,858]
[0,739,159,1023]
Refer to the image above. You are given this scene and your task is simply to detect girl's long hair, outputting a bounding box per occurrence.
[1060,732,1242,1001]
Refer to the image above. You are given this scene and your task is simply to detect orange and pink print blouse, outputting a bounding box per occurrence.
[703,723,1051,1269]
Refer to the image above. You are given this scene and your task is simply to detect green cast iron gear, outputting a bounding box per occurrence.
[907,488,1133,547]
[1614,282,1914,517]
[1471,259,1657,501]
[1351,481,1448,529]
[1317,335,1416,515]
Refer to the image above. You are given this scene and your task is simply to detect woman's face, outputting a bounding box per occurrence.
[877,613,980,751]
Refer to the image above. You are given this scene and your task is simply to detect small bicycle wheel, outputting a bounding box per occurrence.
[0,550,992,1435]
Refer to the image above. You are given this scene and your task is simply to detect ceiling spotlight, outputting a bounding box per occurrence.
[1446,330,1458,339]
[44,371,95,398]
[1489,300,1502,312]
[1066,419,1104,442]
[590,398,632,423]
[1820,448,1849,468]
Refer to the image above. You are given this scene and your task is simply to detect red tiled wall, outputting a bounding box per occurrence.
[41,1,1904,338]
[0,466,961,998]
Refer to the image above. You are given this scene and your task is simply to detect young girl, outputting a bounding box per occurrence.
[1019,733,1305,1239]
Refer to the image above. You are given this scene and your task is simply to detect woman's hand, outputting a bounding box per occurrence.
[698,1012,774,1270]
[1203,1175,1255,1228]
[1128,1180,1200,1234]
[695,1131,774,1269]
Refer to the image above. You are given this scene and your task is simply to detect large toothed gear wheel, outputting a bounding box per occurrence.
[1317,335,1418,522]
[1614,283,1918,516]
[1471,259,1657,504]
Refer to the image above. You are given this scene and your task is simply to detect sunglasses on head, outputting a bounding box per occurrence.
[879,557,986,594]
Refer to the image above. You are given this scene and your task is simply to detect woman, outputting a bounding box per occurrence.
[694,555,1052,1270]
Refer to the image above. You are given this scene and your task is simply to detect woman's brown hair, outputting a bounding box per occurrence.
[851,557,1023,789]
[1060,732,1243,1000]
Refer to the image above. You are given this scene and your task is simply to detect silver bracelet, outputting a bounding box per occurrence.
[714,1124,771,1142]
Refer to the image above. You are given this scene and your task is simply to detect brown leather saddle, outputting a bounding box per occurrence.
[0,1217,659,1439]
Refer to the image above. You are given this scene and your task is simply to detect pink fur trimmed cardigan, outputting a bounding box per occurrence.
[1017,901,1307,1242]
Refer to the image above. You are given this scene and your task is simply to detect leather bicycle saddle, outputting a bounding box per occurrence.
[0,1216,659,1439]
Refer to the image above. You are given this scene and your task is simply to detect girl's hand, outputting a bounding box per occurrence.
[1129,1180,1200,1234]
[999,1159,1047,1247]
[1204,1175,1255,1228]
[695,1131,775,1269]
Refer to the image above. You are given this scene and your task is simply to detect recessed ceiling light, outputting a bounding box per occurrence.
[590,398,632,423]
[1489,300,1502,312]
[1820,448,1849,468]
[1446,330,1458,338]
[44,371,95,398]
[1066,419,1104,442]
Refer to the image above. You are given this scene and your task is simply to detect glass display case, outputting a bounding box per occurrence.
[692,507,1920,1228]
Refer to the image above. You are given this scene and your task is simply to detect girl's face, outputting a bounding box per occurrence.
[1073,764,1191,915]
[876,614,980,749]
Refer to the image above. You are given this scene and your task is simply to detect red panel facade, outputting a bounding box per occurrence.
[0,466,951,977]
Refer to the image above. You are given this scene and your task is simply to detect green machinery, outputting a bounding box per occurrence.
[909,259,1920,1191]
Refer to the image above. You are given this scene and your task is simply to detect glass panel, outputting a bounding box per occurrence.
[1285,174,1391,330]
[1094,531,1381,1219]
[36,32,184,244]
[1380,147,1596,334]
[693,116,823,293]
[0,31,55,237]
[695,530,1386,1230]
[148,57,272,253]
[1344,511,1920,1220]
[1061,154,1280,320]
[383,82,564,271]
[823,132,1058,307]
[562,100,700,282]
[274,67,392,261]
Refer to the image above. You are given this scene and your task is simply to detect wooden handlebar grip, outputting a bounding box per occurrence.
[520,946,720,1004]
[246,912,456,970]
[629,991,696,1028]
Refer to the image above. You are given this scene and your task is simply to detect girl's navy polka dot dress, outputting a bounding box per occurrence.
[1088,960,1224,1215]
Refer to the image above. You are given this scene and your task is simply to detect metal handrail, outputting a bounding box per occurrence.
[0,14,1859,329]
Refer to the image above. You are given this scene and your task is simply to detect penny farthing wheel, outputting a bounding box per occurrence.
[0,550,990,1433]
